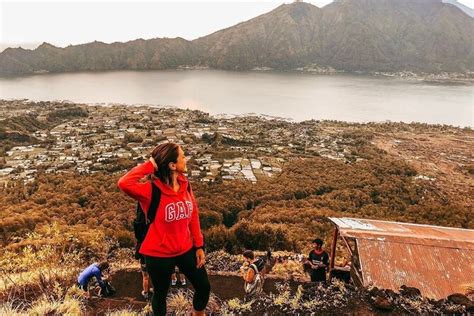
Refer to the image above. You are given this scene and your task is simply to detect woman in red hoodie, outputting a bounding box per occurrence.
[118,143,210,316]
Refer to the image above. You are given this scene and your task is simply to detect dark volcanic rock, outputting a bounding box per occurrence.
[371,296,394,311]
[400,285,422,298]
[447,293,473,306]
[368,286,384,298]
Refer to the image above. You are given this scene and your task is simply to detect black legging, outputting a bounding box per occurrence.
[145,248,211,315]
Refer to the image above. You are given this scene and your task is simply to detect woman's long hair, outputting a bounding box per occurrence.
[151,142,180,185]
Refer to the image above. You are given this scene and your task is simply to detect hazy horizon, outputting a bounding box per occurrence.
[1,0,473,52]
[0,1,331,51]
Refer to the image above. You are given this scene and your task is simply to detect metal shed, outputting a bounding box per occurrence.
[328,217,474,299]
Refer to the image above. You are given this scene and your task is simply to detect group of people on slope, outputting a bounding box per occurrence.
[76,142,333,315]
[239,239,331,300]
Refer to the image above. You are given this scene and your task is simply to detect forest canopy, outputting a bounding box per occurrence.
[1,148,470,254]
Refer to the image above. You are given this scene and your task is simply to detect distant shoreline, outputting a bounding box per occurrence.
[1,67,474,85]
[1,98,472,129]
[248,67,474,84]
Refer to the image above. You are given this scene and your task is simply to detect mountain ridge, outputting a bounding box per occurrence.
[442,0,474,17]
[1,0,473,75]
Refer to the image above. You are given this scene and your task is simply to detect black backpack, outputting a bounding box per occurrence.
[253,257,266,272]
[253,250,273,273]
[133,181,192,259]
[99,280,116,297]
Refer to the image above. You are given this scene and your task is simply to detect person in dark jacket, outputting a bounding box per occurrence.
[307,238,329,283]
[118,143,210,316]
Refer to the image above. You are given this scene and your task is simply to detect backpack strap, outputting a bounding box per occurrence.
[250,263,259,275]
[187,182,192,193]
[146,182,161,224]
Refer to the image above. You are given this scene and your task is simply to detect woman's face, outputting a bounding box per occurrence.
[172,146,187,174]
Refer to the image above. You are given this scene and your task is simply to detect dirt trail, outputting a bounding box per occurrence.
[83,269,302,315]
[82,268,473,315]
[111,269,296,301]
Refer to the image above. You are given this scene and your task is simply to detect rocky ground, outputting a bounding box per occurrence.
[1,247,473,315]
[92,251,474,315]
[85,268,474,315]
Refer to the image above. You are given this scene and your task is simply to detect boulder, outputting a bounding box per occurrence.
[400,285,421,298]
[371,296,394,311]
[447,293,472,306]
[368,286,384,298]
[383,289,397,299]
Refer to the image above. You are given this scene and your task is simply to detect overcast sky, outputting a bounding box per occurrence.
[1,0,473,49]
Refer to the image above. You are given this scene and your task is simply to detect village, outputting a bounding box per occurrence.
[0,100,361,185]
[1,99,473,315]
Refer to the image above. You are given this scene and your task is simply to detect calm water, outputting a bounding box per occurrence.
[0,70,472,126]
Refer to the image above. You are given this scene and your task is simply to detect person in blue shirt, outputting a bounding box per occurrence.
[77,261,110,298]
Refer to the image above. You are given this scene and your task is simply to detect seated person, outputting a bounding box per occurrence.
[241,250,265,298]
[171,267,186,286]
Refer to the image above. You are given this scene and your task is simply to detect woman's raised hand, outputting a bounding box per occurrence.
[149,157,158,171]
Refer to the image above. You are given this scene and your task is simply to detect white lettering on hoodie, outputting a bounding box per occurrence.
[165,201,193,222]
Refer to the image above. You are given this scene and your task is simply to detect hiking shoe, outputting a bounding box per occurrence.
[171,279,177,286]
[141,291,150,300]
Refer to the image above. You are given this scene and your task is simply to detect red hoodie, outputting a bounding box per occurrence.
[118,161,204,258]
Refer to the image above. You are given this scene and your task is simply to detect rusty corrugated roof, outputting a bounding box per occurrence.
[329,217,474,299]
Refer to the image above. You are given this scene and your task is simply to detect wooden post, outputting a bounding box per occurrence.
[330,227,338,271]
[341,235,353,256]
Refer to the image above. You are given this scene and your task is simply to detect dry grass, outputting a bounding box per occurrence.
[0,225,89,315]
[0,301,27,316]
[222,298,254,314]
[168,290,193,315]
[271,261,306,279]
[108,248,138,271]
[273,288,290,306]
[28,295,83,315]
[289,285,304,309]
[0,222,108,303]
[1,284,87,315]
[106,308,146,316]
[166,288,222,315]
[0,266,79,295]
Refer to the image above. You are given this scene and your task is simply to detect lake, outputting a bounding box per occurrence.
[0,70,472,126]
